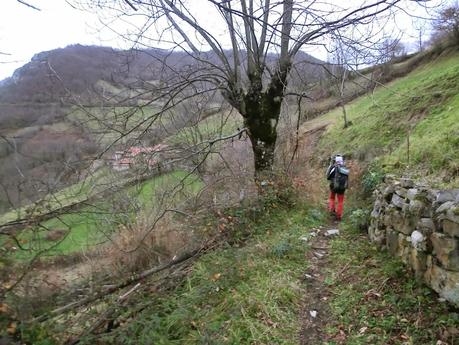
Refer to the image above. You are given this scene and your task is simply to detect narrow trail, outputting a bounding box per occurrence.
[299,220,341,345]
[294,116,338,344]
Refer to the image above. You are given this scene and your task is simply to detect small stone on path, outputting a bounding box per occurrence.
[324,229,340,237]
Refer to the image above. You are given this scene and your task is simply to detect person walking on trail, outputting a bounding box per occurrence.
[326,154,349,221]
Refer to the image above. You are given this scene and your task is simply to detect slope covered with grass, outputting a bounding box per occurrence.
[5,170,202,260]
[51,199,457,345]
[317,51,459,186]
[80,50,459,343]
[75,203,325,345]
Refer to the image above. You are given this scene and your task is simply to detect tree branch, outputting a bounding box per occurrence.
[16,0,40,11]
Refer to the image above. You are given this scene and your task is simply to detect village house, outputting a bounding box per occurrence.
[111,144,168,171]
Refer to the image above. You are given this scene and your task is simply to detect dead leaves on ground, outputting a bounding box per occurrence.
[6,322,17,335]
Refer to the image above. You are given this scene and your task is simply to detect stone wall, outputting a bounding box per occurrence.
[368,176,459,306]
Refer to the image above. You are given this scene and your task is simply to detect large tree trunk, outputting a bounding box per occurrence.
[241,67,290,176]
[246,116,277,172]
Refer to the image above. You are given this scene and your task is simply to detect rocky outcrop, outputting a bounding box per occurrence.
[368,176,459,306]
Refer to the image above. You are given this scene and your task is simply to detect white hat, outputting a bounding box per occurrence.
[335,155,344,165]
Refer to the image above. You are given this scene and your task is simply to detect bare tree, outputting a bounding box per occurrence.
[73,0,427,178]
[378,37,406,63]
[413,18,428,51]
[434,3,459,45]
[327,38,353,128]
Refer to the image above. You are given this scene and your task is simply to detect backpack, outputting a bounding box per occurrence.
[332,166,349,192]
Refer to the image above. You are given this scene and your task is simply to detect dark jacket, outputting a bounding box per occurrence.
[326,164,348,194]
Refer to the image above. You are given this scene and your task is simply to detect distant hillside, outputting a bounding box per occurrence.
[0,44,325,105]
[0,45,166,105]
[0,44,325,130]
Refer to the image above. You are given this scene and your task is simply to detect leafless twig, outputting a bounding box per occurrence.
[16,0,41,11]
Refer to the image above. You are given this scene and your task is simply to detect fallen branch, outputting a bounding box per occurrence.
[31,246,203,323]
[335,262,351,278]
[65,264,190,345]
[66,284,143,345]
[118,282,141,301]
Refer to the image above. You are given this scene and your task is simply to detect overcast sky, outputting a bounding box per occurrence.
[0,0,441,81]
[0,0,116,80]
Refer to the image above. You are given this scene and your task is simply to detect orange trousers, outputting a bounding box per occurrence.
[328,192,345,219]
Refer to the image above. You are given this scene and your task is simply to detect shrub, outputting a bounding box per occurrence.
[433,4,459,46]
[99,216,191,276]
[258,172,297,209]
[361,164,385,197]
[348,208,371,232]
[271,239,292,258]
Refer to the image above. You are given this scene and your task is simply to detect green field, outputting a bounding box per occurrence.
[0,168,113,226]
[6,171,203,260]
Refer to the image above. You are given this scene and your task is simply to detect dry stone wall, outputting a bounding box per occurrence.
[368,176,459,306]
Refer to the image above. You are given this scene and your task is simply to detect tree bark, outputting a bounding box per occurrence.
[238,64,290,176]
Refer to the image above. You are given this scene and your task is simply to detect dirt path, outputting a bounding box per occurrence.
[294,116,338,344]
[299,221,341,345]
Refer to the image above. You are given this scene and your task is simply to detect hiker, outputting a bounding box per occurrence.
[326,154,349,221]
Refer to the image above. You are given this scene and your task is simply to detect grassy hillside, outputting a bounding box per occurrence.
[3,170,202,260]
[28,202,323,345]
[316,51,459,186]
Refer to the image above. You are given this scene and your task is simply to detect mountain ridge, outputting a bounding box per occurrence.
[0,44,325,105]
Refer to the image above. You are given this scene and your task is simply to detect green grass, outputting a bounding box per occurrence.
[324,223,459,345]
[387,91,459,176]
[318,52,459,185]
[7,171,203,260]
[133,170,203,208]
[85,204,326,345]
[0,166,156,227]
[165,111,241,145]
[0,168,113,226]
[14,208,104,260]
